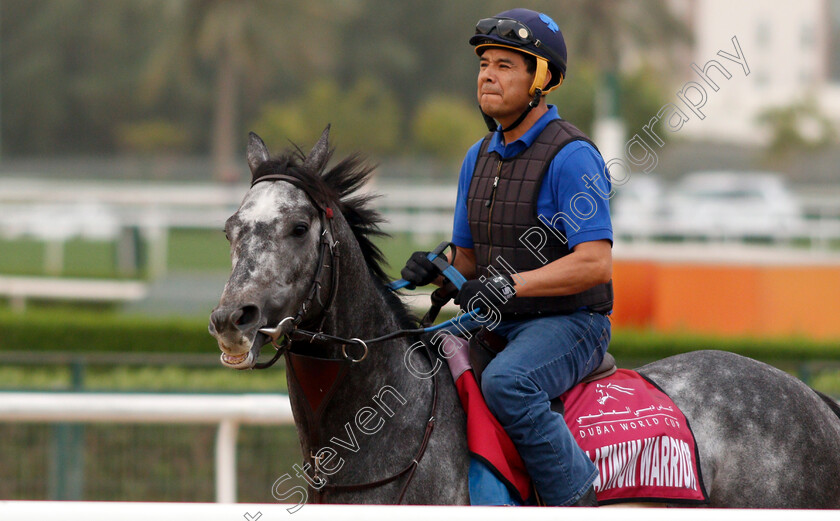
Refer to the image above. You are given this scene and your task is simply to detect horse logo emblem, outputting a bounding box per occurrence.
[595,383,635,405]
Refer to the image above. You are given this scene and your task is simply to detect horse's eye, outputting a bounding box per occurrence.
[292,223,309,237]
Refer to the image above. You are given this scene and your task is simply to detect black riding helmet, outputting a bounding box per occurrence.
[471,8,568,132]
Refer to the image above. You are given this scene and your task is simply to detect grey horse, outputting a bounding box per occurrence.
[210,129,840,508]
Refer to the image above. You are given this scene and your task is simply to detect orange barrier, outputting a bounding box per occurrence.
[612,259,840,340]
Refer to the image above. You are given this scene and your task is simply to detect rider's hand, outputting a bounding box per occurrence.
[400,251,441,288]
[454,274,516,312]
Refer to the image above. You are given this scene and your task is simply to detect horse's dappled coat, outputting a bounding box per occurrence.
[210,130,840,508]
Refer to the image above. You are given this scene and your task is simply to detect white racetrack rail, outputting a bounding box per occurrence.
[0,502,837,521]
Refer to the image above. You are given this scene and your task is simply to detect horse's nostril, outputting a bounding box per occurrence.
[210,308,228,333]
[235,305,260,330]
[210,305,261,334]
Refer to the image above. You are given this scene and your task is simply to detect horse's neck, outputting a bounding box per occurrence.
[285,228,469,503]
[323,238,404,344]
[287,233,431,458]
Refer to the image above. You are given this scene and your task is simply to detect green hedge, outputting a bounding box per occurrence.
[1,308,839,362]
[610,329,840,363]
[0,308,213,354]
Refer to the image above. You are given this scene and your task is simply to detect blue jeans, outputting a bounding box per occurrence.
[480,311,611,505]
[468,458,522,506]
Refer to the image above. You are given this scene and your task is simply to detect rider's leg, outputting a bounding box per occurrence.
[481,310,610,506]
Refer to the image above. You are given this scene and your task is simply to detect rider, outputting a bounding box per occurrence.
[401,8,613,506]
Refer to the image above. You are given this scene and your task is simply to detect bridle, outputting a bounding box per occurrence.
[249,172,341,369]
[246,173,438,504]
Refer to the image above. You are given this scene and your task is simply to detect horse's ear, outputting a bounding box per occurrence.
[304,125,331,172]
[247,132,270,178]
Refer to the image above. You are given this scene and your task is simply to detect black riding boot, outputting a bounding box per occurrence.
[571,486,598,507]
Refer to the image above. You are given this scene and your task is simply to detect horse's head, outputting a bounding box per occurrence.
[209,128,340,369]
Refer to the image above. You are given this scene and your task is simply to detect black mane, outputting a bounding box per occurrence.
[252,146,419,330]
[251,146,391,286]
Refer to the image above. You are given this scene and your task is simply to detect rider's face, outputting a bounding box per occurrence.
[476,48,533,123]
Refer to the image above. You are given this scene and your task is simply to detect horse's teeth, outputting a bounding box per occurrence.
[224,352,247,363]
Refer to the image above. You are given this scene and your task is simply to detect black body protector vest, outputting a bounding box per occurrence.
[466,118,614,318]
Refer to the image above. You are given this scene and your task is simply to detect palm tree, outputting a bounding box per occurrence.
[2,0,166,155]
[562,0,690,117]
[142,0,346,182]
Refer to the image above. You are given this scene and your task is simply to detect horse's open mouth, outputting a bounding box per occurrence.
[218,332,268,370]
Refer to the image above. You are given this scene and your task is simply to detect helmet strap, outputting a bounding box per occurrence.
[480,87,543,134]
[481,109,498,132]
[529,59,549,97]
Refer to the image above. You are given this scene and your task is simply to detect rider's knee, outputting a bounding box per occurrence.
[481,368,538,420]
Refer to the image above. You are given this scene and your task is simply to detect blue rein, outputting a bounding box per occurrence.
[386,241,468,292]
[386,241,484,335]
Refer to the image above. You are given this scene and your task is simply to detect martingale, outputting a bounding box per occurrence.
[560,369,709,505]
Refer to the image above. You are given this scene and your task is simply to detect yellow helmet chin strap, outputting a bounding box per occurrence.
[529,58,562,96]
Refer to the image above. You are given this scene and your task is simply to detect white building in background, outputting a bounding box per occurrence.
[670,0,840,145]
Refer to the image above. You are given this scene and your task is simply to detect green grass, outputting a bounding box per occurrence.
[0,238,118,277]
[0,229,446,279]
[0,306,212,353]
[0,238,43,273]
[0,229,232,278]
[812,371,840,396]
[166,229,230,271]
[3,229,840,396]
[609,328,840,363]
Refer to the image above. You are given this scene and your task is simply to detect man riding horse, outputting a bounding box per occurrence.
[401,8,614,507]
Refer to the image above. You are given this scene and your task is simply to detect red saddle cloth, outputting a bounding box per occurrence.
[560,369,708,505]
[456,368,532,502]
[454,352,708,505]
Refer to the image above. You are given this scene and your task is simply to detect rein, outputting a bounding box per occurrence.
[262,307,483,365]
[249,174,466,504]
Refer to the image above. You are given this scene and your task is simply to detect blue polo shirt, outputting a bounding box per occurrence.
[452,105,613,250]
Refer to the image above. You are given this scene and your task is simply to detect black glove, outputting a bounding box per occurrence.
[454,273,516,312]
[400,251,441,288]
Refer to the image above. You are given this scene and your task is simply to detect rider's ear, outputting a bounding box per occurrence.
[543,68,553,90]
[304,125,332,173]
[247,132,270,178]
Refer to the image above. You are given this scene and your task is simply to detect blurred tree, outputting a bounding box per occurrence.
[0,0,688,166]
[569,0,689,154]
[116,120,192,154]
[619,65,669,138]
[141,0,349,181]
[1,1,166,154]
[488,1,690,129]
[250,77,402,156]
[412,95,492,161]
[558,0,690,77]
[334,0,482,139]
[757,98,836,159]
[550,62,598,135]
